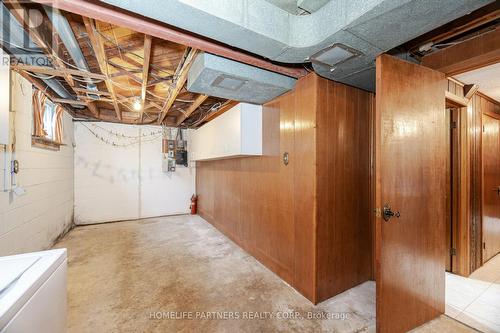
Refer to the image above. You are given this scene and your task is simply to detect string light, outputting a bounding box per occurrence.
[80,123,164,147]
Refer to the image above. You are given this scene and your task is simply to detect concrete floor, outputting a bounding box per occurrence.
[54,215,479,333]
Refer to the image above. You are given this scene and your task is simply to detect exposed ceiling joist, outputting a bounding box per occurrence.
[86,102,99,117]
[157,48,198,124]
[14,70,84,119]
[176,94,208,126]
[422,28,500,76]
[83,17,122,120]
[5,3,105,119]
[73,87,111,97]
[11,64,106,81]
[6,3,76,89]
[30,0,306,79]
[140,35,153,122]
[52,98,88,106]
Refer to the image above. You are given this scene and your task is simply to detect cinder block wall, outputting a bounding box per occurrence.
[0,72,74,256]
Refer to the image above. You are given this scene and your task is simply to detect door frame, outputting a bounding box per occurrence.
[446,107,461,274]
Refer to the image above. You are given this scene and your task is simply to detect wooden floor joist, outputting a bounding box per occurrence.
[83,17,122,120]
[11,65,106,81]
[140,35,153,122]
[157,48,198,124]
[175,94,208,126]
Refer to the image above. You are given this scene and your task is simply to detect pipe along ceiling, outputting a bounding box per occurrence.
[101,0,493,92]
[0,3,75,101]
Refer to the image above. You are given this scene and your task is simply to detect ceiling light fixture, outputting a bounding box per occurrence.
[133,97,142,111]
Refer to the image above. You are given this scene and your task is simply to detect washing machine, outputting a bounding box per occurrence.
[0,249,67,333]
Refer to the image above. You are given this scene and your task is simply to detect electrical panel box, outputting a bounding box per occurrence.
[162,132,188,172]
[0,48,10,145]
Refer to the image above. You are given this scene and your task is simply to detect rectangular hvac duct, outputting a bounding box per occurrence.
[187,53,296,105]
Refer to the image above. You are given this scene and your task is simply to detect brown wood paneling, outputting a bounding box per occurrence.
[443,79,500,276]
[292,75,318,301]
[422,28,500,76]
[375,54,446,333]
[482,112,500,262]
[315,79,373,302]
[196,73,373,303]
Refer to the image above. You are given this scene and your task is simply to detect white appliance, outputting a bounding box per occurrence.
[0,249,67,333]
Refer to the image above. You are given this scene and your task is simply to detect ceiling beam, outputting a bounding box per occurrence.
[83,17,122,120]
[31,0,306,78]
[6,3,76,88]
[11,64,106,80]
[175,94,208,126]
[14,70,85,119]
[52,98,88,106]
[422,28,500,76]
[86,102,99,117]
[157,48,198,124]
[6,3,102,119]
[405,2,500,53]
[73,87,112,97]
[140,35,153,122]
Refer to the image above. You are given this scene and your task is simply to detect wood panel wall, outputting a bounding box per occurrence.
[446,79,500,275]
[196,73,373,303]
[315,78,373,301]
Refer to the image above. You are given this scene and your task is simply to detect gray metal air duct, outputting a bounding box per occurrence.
[187,53,296,104]
[43,6,99,97]
[0,3,74,99]
[100,0,493,91]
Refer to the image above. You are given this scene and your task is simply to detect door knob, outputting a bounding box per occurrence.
[283,152,289,166]
[383,204,400,222]
[493,186,500,195]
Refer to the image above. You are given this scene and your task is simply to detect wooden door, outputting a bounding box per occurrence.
[375,54,446,333]
[482,113,500,262]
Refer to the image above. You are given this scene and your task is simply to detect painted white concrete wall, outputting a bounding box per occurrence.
[190,103,262,161]
[74,122,195,224]
[0,72,74,256]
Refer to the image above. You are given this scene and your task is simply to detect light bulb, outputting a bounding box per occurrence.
[133,98,142,111]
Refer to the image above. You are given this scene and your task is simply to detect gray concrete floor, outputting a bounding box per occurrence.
[54,215,479,333]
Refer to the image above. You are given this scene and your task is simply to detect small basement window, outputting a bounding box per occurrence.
[32,89,65,150]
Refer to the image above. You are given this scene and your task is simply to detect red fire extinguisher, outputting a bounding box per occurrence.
[190,194,198,215]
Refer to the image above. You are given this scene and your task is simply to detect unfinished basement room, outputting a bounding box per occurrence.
[0,0,499,332]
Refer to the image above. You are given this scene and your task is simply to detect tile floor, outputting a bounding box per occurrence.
[446,254,500,333]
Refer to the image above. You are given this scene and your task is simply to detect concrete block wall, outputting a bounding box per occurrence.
[0,72,74,256]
